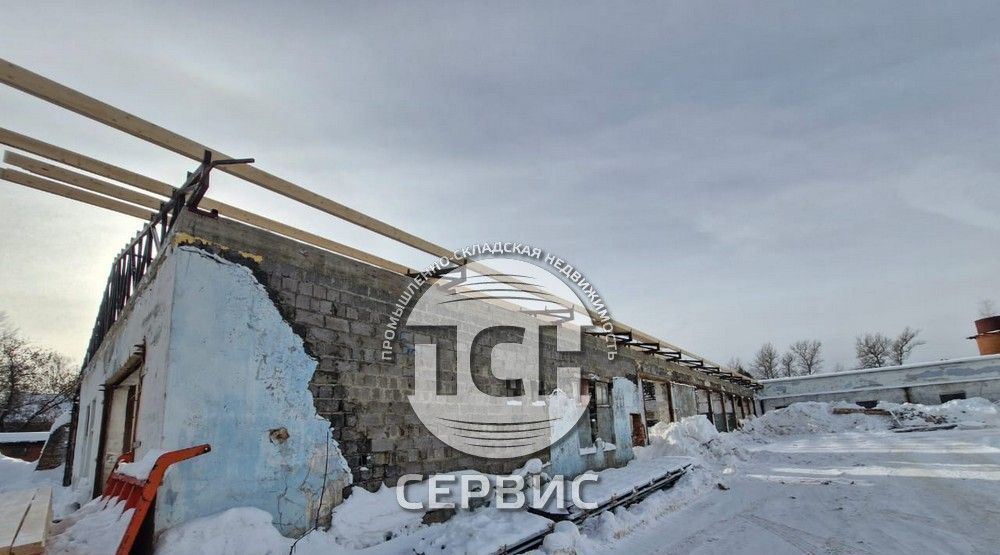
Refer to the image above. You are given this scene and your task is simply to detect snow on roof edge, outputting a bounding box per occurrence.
[0,431,51,443]
[757,375,1000,401]
[758,353,1000,384]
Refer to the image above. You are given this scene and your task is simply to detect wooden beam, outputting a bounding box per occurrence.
[1,168,156,220]
[0,489,34,555]
[0,58,452,259]
[0,61,749,385]
[11,487,51,555]
[4,151,162,209]
[0,130,570,309]
[0,127,172,197]
[2,151,413,275]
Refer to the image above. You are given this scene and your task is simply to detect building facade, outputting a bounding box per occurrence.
[757,355,1000,412]
[68,210,756,537]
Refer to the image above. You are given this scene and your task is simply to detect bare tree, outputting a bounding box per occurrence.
[751,342,780,379]
[855,332,892,369]
[779,351,795,377]
[790,340,823,375]
[890,327,925,366]
[726,357,746,374]
[980,299,998,318]
[0,313,78,432]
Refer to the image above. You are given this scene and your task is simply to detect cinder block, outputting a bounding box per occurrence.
[296,310,325,327]
[325,316,351,333]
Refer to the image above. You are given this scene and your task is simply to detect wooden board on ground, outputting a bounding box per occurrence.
[0,490,35,555]
[0,488,51,555]
[11,488,51,555]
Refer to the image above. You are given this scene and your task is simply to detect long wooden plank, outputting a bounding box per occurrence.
[5,152,598,341]
[3,151,412,275]
[2,160,736,381]
[0,58,452,259]
[0,489,35,554]
[11,487,51,555]
[4,151,162,209]
[0,127,171,197]
[0,167,733,380]
[0,168,156,221]
[0,65,740,383]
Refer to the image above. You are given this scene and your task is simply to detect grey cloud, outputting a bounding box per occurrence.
[0,1,997,369]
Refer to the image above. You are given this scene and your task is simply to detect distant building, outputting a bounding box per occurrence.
[1,392,70,433]
[757,354,1000,412]
[0,431,49,462]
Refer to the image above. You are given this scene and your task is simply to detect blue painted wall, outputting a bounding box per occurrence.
[155,247,350,535]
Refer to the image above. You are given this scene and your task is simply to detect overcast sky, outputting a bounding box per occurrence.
[1,2,998,372]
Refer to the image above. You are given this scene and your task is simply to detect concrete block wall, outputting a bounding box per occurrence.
[172,211,753,491]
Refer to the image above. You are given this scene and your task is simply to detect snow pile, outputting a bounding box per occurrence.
[325,484,424,548]
[155,508,292,555]
[0,454,73,514]
[0,412,67,492]
[540,521,584,554]
[532,416,743,550]
[882,397,1000,429]
[413,506,552,554]
[739,402,891,438]
[0,414,85,518]
[568,464,720,549]
[116,448,167,480]
[0,453,38,487]
[741,399,1000,439]
[638,415,746,466]
[48,498,134,555]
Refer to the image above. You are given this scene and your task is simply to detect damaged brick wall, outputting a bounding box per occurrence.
[171,211,754,493]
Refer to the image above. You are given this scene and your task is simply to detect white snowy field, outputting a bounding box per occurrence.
[613,428,1000,555]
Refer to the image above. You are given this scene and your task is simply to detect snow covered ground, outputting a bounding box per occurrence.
[4,399,998,554]
[612,428,1000,554]
[0,413,81,518]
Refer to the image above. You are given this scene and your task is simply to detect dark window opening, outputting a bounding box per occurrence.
[578,379,595,447]
[642,381,657,401]
[588,380,600,442]
[856,400,878,409]
[939,392,966,403]
[642,381,659,427]
[505,379,524,397]
[578,379,615,449]
[630,414,647,447]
